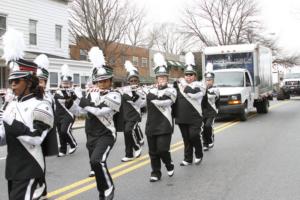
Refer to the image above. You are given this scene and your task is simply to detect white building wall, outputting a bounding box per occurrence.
[0,0,69,58]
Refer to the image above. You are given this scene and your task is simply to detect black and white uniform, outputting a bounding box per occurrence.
[76,89,121,198]
[120,86,146,158]
[0,94,54,200]
[174,80,205,163]
[202,87,220,147]
[145,85,177,179]
[54,89,77,154]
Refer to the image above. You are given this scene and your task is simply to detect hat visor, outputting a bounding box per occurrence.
[8,72,31,80]
[93,75,113,82]
[184,70,197,74]
[155,72,169,77]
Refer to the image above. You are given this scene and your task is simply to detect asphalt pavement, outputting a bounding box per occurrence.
[1,99,300,200]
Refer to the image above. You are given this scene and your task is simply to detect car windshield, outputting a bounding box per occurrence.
[284,73,300,79]
[214,71,244,87]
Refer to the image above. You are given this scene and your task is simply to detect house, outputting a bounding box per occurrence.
[0,0,92,90]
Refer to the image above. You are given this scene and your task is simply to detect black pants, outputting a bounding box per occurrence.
[202,117,215,146]
[124,121,140,157]
[134,123,144,144]
[8,177,45,200]
[147,134,173,178]
[178,123,203,163]
[56,117,77,154]
[88,134,115,198]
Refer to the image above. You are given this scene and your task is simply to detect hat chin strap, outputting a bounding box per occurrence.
[18,79,30,101]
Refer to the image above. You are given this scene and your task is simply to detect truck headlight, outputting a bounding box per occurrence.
[228,94,241,105]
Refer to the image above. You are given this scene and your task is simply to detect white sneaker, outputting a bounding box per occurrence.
[194,157,203,165]
[134,148,142,158]
[69,146,78,154]
[58,152,66,157]
[89,170,95,177]
[180,160,192,166]
[208,143,214,148]
[203,146,209,151]
[121,157,134,162]
[167,169,174,177]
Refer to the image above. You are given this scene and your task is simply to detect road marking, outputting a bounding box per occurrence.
[47,121,236,198]
[50,100,292,199]
[51,122,238,200]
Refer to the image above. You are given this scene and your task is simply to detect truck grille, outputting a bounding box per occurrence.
[285,81,300,86]
[219,95,229,105]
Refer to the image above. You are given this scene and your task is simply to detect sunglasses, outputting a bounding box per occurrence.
[8,78,22,85]
[185,74,195,77]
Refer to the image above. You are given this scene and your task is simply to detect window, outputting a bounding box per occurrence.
[0,14,6,37]
[73,73,80,86]
[79,49,88,60]
[50,72,58,88]
[29,19,37,45]
[245,72,251,87]
[80,76,89,89]
[132,56,139,67]
[141,58,148,68]
[55,25,62,48]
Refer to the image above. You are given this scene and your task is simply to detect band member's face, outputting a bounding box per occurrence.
[128,77,139,86]
[9,78,30,96]
[206,79,214,88]
[96,79,112,90]
[156,76,168,86]
[184,73,196,84]
[61,81,72,88]
[39,79,47,89]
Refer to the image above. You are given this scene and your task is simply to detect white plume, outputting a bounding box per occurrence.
[61,64,70,76]
[34,54,49,70]
[206,62,214,72]
[88,47,106,68]
[153,53,167,69]
[2,27,25,63]
[124,60,137,73]
[185,52,195,66]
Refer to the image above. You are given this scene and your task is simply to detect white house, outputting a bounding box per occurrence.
[0,0,92,90]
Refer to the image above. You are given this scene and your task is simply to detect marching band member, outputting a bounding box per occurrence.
[0,28,54,200]
[120,60,146,162]
[202,68,220,151]
[34,54,59,197]
[145,53,177,182]
[73,47,121,200]
[54,64,78,157]
[173,52,205,166]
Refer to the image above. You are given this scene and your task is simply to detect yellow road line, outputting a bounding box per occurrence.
[47,121,235,198]
[50,101,291,199]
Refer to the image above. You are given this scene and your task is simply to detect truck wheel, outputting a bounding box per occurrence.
[277,91,285,100]
[240,103,248,121]
[285,93,290,99]
[257,100,269,113]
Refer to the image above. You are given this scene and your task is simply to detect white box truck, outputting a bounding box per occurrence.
[202,44,273,121]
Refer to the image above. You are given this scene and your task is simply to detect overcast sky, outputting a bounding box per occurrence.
[132,0,300,54]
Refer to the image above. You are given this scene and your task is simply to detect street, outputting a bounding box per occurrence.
[1,99,300,200]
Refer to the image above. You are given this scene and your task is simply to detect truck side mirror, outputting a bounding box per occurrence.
[255,76,260,86]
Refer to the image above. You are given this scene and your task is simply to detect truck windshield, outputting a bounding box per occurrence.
[214,72,244,87]
[284,73,300,79]
[205,52,254,79]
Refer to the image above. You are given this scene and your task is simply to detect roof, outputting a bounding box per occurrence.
[204,44,259,55]
[167,60,185,69]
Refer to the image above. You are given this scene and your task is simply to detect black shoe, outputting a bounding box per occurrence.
[208,142,214,149]
[180,160,192,166]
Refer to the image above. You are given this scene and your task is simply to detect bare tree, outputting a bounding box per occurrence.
[147,23,194,54]
[182,0,259,46]
[125,6,148,47]
[69,0,138,58]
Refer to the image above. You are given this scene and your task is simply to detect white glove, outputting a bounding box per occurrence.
[4,89,14,103]
[178,78,188,87]
[0,110,3,126]
[3,110,15,125]
[74,87,83,99]
[122,86,132,94]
